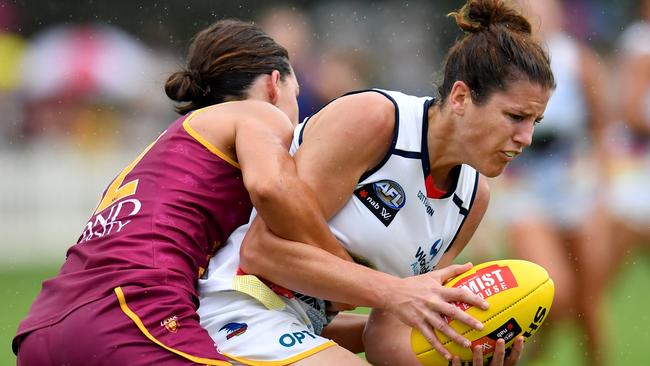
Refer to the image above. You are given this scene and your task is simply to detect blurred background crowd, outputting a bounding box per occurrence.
[1,0,650,365]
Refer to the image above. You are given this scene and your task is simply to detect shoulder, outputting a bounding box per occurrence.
[195,100,293,133]
[317,91,396,137]
[220,100,291,124]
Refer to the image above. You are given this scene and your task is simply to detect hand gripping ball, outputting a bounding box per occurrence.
[411,259,554,365]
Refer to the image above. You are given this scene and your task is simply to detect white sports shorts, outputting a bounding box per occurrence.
[198,278,336,365]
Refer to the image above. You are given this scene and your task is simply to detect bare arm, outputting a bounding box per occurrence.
[232,101,352,261]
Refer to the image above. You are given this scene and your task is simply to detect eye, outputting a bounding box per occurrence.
[534,116,544,125]
[507,113,525,122]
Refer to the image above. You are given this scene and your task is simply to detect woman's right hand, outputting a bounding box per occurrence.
[383,262,489,361]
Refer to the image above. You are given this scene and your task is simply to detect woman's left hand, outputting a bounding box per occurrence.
[451,336,524,366]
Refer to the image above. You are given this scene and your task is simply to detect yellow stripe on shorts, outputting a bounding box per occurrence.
[231,275,286,310]
[114,287,232,366]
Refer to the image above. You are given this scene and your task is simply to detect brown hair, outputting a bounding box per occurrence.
[438,0,555,105]
[165,19,292,114]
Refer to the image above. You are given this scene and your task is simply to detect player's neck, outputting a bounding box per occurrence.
[425,103,462,189]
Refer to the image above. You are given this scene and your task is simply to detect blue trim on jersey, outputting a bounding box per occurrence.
[445,169,480,254]
[297,90,356,146]
[452,194,470,216]
[297,90,400,181]
[298,118,309,146]
[357,89,400,182]
[421,98,434,178]
[393,149,421,159]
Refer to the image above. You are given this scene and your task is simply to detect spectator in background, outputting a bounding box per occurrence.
[259,5,369,122]
[258,6,322,121]
[611,0,650,243]
[18,23,171,150]
[488,0,612,364]
[0,0,27,145]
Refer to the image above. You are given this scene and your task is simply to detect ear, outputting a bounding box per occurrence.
[448,80,471,116]
[266,70,282,105]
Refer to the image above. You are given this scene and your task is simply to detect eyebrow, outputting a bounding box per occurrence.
[507,108,544,123]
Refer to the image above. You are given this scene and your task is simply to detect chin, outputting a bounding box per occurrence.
[479,165,506,178]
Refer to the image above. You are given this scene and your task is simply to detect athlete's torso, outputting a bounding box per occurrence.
[203,91,479,281]
[17,107,253,337]
[291,89,479,277]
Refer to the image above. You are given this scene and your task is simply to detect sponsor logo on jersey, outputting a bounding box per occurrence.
[79,198,142,243]
[410,239,443,275]
[446,264,519,318]
[278,330,318,347]
[417,190,434,216]
[161,315,180,333]
[219,322,248,340]
[354,180,405,226]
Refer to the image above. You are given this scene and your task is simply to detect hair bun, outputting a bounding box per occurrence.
[165,69,204,103]
[450,0,531,35]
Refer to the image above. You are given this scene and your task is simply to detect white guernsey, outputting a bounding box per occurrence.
[198,89,480,365]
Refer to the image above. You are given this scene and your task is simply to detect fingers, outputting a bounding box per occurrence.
[452,355,462,366]
[438,302,484,331]
[415,320,453,361]
[504,336,524,366]
[489,338,506,366]
[425,312,472,348]
[443,287,489,310]
[472,343,484,365]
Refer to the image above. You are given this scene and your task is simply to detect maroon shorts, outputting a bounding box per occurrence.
[16,286,231,366]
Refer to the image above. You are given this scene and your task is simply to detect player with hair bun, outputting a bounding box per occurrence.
[14,19,354,366]
[197,0,555,365]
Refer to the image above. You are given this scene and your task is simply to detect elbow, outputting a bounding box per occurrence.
[239,225,270,275]
[246,177,287,209]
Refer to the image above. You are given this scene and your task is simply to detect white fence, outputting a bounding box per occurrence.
[0,145,136,265]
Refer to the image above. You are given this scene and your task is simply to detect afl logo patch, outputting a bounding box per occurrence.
[354,180,406,226]
[373,180,406,209]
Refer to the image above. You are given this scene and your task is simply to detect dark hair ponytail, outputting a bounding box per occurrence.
[438,0,555,105]
[165,19,292,115]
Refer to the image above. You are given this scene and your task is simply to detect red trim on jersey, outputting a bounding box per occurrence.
[425,174,448,199]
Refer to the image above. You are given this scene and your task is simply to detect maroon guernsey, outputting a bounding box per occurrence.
[16,109,253,340]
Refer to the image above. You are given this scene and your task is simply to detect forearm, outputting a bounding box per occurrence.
[240,218,396,308]
[248,160,353,262]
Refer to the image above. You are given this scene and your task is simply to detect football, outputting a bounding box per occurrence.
[411,259,555,365]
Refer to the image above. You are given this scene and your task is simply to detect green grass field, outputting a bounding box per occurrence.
[3,254,649,365]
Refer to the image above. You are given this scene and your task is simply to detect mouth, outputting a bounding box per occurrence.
[502,151,520,160]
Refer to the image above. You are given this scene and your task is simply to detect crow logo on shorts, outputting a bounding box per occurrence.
[161,315,179,333]
[354,180,406,226]
[219,322,248,339]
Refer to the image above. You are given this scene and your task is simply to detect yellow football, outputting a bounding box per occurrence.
[411,259,554,365]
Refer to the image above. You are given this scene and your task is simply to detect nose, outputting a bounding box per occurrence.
[513,121,535,148]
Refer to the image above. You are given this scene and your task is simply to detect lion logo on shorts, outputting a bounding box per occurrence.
[161,315,180,333]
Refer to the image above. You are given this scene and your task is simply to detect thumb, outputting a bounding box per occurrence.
[437,262,473,283]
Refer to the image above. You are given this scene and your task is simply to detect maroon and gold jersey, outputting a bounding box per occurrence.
[17,108,253,338]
